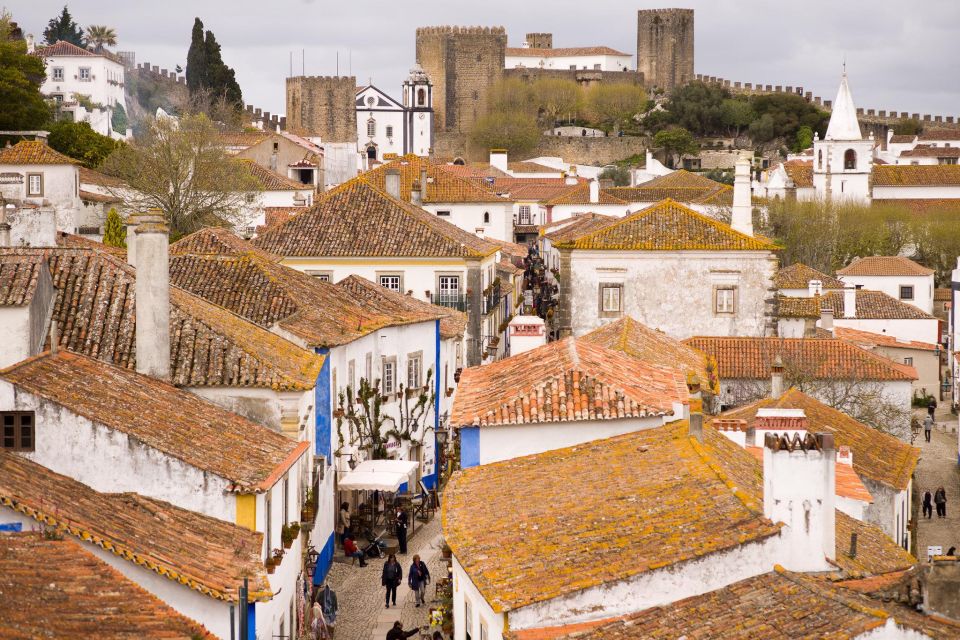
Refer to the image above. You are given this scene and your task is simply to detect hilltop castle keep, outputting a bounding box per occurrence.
[637,8,695,91]
[286,75,358,142]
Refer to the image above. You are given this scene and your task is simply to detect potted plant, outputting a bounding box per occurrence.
[445,387,454,398]
[281,524,294,549]
[301,504,315,523]
[265,556,277,574]
[333,407,345,418]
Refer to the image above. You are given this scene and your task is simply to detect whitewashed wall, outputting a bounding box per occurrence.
[423,203,513,243]
[832,317,939,345]
[505,53,632,71]
[838,275,934,315]
[452,556,505,640]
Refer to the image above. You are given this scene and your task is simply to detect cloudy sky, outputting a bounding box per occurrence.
[16,1,960,117]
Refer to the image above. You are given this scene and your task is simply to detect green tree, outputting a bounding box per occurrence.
[893,118,923,136]
[48,121,122,168]
[202,29,241,107]
[469,111,541,157]
[84,25,116,52]
[584,83,647,132]
[102,207,126,248]
[531,78,582,127]
[100,113,259,238]
[793,125,814,153]
[0,11,50,130]
[665,81,730,135]
[599,165,630,186]
[653,127,698,168]
[185,18,242,112]
[111,102,128,134]
[720,98,754,138]
[749,93,829,143]
[748,113,776,144]
[43,6,85,47]
[185,18,207,94]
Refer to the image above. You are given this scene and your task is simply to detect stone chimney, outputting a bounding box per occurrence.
[490,149,508,173]
[771,355,784,400]
[763,432,836,572]
[589,179,599,204]
[134,211,170,380]
[384,169,401,200]
[0,205,10,247]
[731,153,753,236]
[688,379,703,442]
[820,307,834,334]
[411,180,423,206]
[843,286,857,318]
[807,279,822,297]
[420,168,428,202]
[565,166,578,185]
[125,212,142,266]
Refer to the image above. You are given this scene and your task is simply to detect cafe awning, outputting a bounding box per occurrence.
[337,470,408,492]
[354,460,420,475]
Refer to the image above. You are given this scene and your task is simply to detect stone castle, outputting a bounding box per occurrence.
[637,8,695,91]
[285,75,358,142]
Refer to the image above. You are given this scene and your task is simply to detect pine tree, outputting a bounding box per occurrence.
[185,18,206,94]
[102,208,126,248]
[43,6,85,47]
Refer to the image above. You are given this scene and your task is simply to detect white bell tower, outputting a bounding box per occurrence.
[813,71,873,203]
[403,65,433,157]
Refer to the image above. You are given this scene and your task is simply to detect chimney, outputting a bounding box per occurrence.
[489,149,508,173]
[837,445,853,466]
[820,307,834,334]
[49,320,58,355]
[843,286,857,318]
[125,212,142,265]
[0,205,9,247]
[384,169,401,200]
[475,227,485,240]
[807,279,822,297]
[565,166,578,185]
[410,180,423,206]
[771,355,784,400]
[133,210,171,380]
[731,153,753,236]
[688,380,703,442]
[763,432,836,572]
[589,179,599,204]
[420,168,428,202]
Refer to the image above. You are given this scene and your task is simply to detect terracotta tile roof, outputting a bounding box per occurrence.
[873,164,960,186]
[0,534,215,638]
[541,213,617,243]
[506,46,631,57]
[252,177,500,258]
[544,182,626,206]
[773,263,845,289]
[838,255,935,276]
[834,510,917,576]
[717,388,920,490]
[889,134,917,144]
[834,326,938,352]
[781,159,814,188]
[935,287,951,301]
[171,228,415,347]
[366,155,509,203]
[508,161,560,173]
[501,181,584,202]
[238,159,306,191]
[900,144,960,158]
[553,199,776,251]
[0,451,269,603]
[434,163,510,180]
[450,337,688,427]
[5,245,323,390]
[31,40,109,59]
[79,165,125,188]
[919,129,960,142]
[581,316,719,394]
[1,350,308,492]
[442,421,782,612]
[336,274,466,339]
[616,170,732,199]
[745,446,873,502]
[778,290,935,320]
[0,254,46,306]
[0,140,77,165]
[685,336,917,383]
[511,568,951,640]
[606,184,734,205]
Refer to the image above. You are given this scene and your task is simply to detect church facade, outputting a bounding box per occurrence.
[356,66,434,165]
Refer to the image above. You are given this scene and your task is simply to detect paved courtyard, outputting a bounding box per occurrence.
[319,517,447,640]
[913,407,960,559]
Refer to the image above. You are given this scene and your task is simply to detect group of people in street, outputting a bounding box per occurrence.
[922,487,949,519]
[381,554,431,608]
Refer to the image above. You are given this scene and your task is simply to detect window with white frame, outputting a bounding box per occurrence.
[599,283,623,316]
[715,287,736,315]
[367,118,376,137]
[78,67,91,81]
[904,357,913,366]
[407,352,423,389]
[27,173,42,196]
[244,193,256,203]
[518,205,532,225]
[382,357,397,395]
[52,67,64,81]
[379,274,402,292]
[464,598,473,640]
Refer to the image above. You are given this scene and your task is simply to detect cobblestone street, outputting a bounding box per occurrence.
[913,408,960,560]
[321,517,447,640]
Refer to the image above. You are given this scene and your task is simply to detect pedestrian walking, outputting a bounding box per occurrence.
[923,414,933,443]
[386,621,419,640]
[923,490,934,519]
[928,398,937,418]
[408,554,431,607]
[395,505,409,555]
[339,502,352,544]
[382,553,402,609]
[934,486,947,518]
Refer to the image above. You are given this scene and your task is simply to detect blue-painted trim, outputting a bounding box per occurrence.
[312,531,336,586]
[419,318,442,490]
[460,426,480,469]
[246,602,256,640]
[315,347,331,462]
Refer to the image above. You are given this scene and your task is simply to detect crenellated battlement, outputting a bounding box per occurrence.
[416,25,506,36]
[286,75,357,84]
[637,8,693,16]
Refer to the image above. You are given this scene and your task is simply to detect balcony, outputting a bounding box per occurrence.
[482,284,502,316]
[431,292,466,311]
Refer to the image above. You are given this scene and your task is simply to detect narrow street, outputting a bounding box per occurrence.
[321,517,447,640]
[913,407,960,559]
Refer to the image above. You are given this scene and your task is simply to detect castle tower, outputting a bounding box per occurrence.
[415,26,507,133]
[812,72,873,203]
[636,8,694,91]
[525,33,552,49]
[402,65,434,156]
[285,75,358,143]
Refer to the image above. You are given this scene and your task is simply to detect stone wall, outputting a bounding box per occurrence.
[416,26,507,133]
[433,131,648,166]
[504,67,645,91]
[285,75,357,142]
[525,33,553,49]
[637,8,694,91]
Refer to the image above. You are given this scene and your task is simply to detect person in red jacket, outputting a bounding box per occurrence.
[343,536,367,567]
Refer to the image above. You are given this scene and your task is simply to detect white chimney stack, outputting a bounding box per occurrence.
[807,279,822,297]
[770,355,784,400]
[731,153,753,236]
[564,170,578,186]
[134,210,170,380]
[763,431,836,572]
[589,179,599,204]
[489,149,508,173]
[125,212,142,266]
[820,307,834,334]
[844,286,857,318]
[384,169,401,200]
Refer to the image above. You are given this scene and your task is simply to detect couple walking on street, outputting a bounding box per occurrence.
[922,487,948,519]
[381,554,431,608]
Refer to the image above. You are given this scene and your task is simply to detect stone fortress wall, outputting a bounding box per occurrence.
[285,75,358,142]
[636,8,695,91]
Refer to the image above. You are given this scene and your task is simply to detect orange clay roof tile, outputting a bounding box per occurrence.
[773,263,845,289]
[336,274,465,339]
[0,140,77,165]
[367,154,509,203]
[777,290,934,320]
[837,255,935,277]
[873,164,960,187]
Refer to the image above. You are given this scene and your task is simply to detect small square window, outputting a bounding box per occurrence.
[378,274,402,292]
[52,67,64,81]
[407,352,423,389]
[715,287,736,315]
[899,285,914,300]
[79,67,91,80]
[599,284,623,316]
[436,210,451,217]
[1,412,35,452]
[244,193,256,204]
[904,357,914,366]
[385,125,394,138]
[27,173,43,196]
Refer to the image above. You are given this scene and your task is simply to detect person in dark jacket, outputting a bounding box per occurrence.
[386,621,419,640]
[923,490,934,519]
[395,506,409,554]
[382,553,402,608]
[408,554,431,607]
[935,486,947,518]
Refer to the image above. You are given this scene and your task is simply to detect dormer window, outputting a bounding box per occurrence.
[844,149,856,170]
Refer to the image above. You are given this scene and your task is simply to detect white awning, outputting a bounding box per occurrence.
[353,460,420,475]
[337,470,408,492]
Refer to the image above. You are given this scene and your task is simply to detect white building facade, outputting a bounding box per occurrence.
[812,73,873,203]
[356,67,433,164]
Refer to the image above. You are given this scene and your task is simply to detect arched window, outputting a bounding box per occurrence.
[483,211,490,224]
[453,157,465,166]
[818,149,823,170]
[366,145,377,160]
[417,88,426,106]
[844,149,856,170]
[367,118,376,138]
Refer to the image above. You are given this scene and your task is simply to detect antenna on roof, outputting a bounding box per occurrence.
[842,55,846,76]
[302,49,305,76]
[336,51,339,76]
[289,51,292,78]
